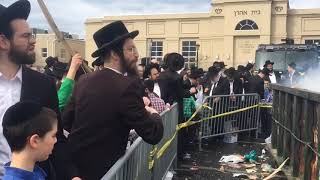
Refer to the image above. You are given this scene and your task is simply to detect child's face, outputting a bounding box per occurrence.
[36,122,58,161]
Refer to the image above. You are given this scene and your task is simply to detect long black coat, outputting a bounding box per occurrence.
[63,68,164,180]
[247,75,265,99]
[21,66,74,180]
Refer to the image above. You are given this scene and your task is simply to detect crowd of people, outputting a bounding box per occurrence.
[0,1,304,180]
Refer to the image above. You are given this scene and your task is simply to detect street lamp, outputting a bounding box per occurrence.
[196,44,200,68]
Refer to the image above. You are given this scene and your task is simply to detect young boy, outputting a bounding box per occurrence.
[2,101,58,180]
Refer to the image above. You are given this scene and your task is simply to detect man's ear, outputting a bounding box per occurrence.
[110,50,120,61]
[0,35,10,51]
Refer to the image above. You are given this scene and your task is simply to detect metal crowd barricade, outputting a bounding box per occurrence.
[199,94,260,149]
[153,103,178,180]
[102,103,179,180]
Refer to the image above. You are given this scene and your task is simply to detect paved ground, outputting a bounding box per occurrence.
[173,138,287,180]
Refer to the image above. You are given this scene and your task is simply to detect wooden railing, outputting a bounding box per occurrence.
[271,84,320,180]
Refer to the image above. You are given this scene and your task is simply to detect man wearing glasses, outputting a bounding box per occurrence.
[63,21,164,180]
[0,1,81,180]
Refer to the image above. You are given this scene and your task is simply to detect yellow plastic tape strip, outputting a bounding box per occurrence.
[155,104,260,159]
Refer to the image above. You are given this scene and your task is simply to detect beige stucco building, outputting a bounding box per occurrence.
[85,0,320,69]
[34,32,85,67]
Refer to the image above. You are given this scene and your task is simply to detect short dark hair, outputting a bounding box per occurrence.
[145,63,160,76]
[0,20,17,39]
[2,102,57,152]
[101,39,126,63]
[144,79,155,92]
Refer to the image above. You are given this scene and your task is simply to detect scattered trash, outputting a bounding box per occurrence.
[244,150,257,162]
[233,173,258,179]
[261,163,274,173]
[219,155,244,164]
[164,171,174,180]
[190,166,199,171]
[224,163,242,169]
[246,168,257,173]
[219,166,225,172]
[183,153,191,160]
[265,135,272,144]
[262,149,266,155]
[233,173,248,178]
[223,121,238,143]
[243,164,256,168]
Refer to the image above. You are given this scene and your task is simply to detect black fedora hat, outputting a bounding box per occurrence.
[224,67,236,78]
[264,60,274,67]
[91,21,139,58]
[208,66,220,77]
[0,0,30,27]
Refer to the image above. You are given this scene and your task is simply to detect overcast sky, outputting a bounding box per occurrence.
[1,0,320,38]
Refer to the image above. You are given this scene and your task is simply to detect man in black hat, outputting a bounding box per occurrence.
[63,21,164,180]
[284,62,301,86]
[0,1,79,179]
[221,67,243,96]
[247,68,270,99]
[264,60,281,84]
[204,66,226,96]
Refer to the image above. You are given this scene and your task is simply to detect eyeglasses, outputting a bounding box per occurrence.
[21,33,36,41]
[123,47,139,55]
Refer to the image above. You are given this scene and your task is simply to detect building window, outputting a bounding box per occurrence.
[181,40,197,68]
[41,48,47,57]
[148,39,163,62]
[305,39,320,45]
[235,19,259,30]
[60,49,66,59]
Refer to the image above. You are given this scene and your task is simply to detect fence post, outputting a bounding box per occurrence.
[277,91,285,157]
[291,96,302,177]
[283,93,292,162]
[303,100,314,180]
[272,90,279,149]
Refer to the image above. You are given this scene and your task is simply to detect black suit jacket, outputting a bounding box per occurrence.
[247,75,265,99]
[63,69,164,180]
[21,66,75,180]
[214,78,243,95]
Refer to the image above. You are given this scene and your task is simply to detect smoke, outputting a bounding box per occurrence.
[296,67,320,92]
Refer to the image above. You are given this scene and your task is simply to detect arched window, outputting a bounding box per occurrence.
[235,19,259,30]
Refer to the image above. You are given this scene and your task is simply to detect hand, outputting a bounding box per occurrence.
[72,177,82,180]
[70,53,83,71]
[190,87,197,94]
[165,103,171,110]
[143,97,151,106]
[145,106,159,114]
[204,88,209,93]
[66,53,83,80]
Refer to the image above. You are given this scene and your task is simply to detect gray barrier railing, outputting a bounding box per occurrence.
[102,103,179,180]
[199,94,261,149]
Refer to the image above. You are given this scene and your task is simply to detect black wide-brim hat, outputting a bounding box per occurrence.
[0,0,30,26]
[264,60,274,67]
[91,21,139,58]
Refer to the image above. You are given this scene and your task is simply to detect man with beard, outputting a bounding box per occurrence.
[0,1,80,180]
[145,63,166,99]
[62,21,164,180]
[264,60,280,84]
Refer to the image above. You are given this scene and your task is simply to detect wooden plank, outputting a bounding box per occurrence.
[270,84,320,103]
[304,100,315,180]
[316,103,320,180]
[277,91,285,157]
[283,94,293,162]
[291,96,302,177]
[272,90,279,149]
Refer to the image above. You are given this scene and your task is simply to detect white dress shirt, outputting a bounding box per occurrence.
[0,67,22,177]
[229,81,234,95]
[153,82,161,98]
[269,72,277,84]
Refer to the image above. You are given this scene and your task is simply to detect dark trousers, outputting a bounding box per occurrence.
[260,108,272,138]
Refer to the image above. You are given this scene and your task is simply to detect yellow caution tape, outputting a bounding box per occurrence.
[150,103,273,169]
